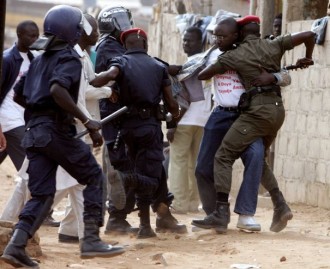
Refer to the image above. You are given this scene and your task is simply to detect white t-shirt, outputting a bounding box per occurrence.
[0,52,30,132]
[209,49,245,107]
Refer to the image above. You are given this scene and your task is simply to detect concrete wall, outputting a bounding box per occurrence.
[273,20,330,208]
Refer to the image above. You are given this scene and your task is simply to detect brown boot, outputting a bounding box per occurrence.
[155,203,187,234]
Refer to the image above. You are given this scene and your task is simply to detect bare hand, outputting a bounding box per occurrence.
[84,119,101,133]
[295,57,314,69]
[166,128,176,143]
[173,106,187,123]
[251,65,275,86]
[168,65,182,76]
[89,131,103,148]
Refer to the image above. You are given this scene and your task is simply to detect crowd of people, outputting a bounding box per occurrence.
[0,3,316,269]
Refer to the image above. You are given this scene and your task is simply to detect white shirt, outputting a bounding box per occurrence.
[0,52,30,132]
[74,45,112,140]
[209,49,245,107]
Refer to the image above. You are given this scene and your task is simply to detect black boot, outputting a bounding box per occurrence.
[191,202,230,234]
[155,203,187,234]
[270,191,293,232]
[137,204,157,239]
[0,229,39,268]
[105,216,139,235]
[80,220,125,259]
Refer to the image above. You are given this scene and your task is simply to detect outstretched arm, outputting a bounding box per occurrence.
[90,66,120,87]
[198,62,226,80]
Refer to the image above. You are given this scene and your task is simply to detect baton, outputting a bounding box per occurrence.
[74,106,128,138]
[284,61,314,70]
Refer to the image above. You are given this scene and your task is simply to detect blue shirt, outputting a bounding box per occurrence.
[21,47,81,123]
[111,49,171,108]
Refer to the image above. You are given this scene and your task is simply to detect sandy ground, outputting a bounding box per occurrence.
[1,152,330,269]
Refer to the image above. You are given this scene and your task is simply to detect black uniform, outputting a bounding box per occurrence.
[16,47,105,234]
[109,48,170,205]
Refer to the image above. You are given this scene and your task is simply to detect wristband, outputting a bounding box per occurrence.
[82,118,90,125]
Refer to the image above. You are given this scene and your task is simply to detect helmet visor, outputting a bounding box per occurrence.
[111,12,133,32]
[82,15,92,35]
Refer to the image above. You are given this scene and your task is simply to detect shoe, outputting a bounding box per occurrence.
[1,229,39,268]
[155,203,187,234]
[191,202,230,234]
[80,220,125,259]
[270,191,293,232]
[104,217,139,235]
[137,203,157,239]
[58,233,79,243]
[42,215,60,227]
[236,215,261,232]
[136,226,157,239]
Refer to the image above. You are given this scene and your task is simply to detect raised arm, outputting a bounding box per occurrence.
[291,31,316,68]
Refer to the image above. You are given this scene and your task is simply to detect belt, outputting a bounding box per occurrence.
[247,85,281,98]
[218,105,240,113]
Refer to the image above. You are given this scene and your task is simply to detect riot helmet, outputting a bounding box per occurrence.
[98,6,133,35]
[43,5,84,46]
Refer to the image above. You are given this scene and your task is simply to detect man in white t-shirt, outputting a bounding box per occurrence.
[0,20,39,171]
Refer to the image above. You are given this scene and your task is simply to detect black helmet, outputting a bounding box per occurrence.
[43,5,84,46]
[97,6,133,34]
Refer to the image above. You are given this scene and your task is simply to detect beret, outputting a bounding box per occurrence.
[237,15,260,26]
[120,27,148,43]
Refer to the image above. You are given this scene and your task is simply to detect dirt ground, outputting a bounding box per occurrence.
[1,153,330,269]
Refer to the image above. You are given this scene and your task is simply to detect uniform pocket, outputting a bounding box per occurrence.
[231,123,251,135]
[21,125,52,149]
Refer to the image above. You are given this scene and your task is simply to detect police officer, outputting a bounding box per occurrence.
[0,5,124,268]
[95,5,137,234]
[96,6,187,235]
[91,27,184,238]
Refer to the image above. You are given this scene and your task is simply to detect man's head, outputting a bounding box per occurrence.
[16,20,39,52]
[213,17,238,52]
[237,15,261,40]
[79,13,99,49]
[97,6,133,42]
[120,27,148,51]
[272,13,282,37]
[182,26,203,57]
